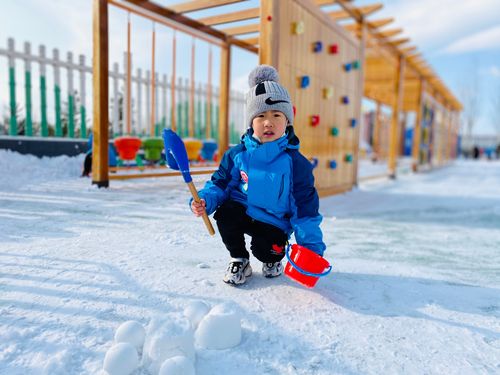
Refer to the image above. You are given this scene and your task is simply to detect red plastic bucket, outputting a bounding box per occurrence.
[284,244,332,288]
[114,136,142,160]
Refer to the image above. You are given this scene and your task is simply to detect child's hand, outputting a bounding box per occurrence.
[191,199,207,217]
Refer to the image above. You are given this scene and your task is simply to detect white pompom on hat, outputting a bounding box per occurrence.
[245,65,293,128]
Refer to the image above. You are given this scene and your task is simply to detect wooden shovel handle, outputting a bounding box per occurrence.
[187,181,215,236]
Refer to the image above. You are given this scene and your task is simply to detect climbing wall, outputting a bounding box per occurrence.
[260,0,362,195]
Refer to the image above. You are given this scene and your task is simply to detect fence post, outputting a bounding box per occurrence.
[154,72,159,136]
[7,38,17,135]
[53,48,62,137]
[123,51,132,136]
[112,62,119,137]
[67,51,75,138]
[23,42,33,136]
[177,76,183,137]
[136,68,142,136]
[79,54,87,138]
[182,78,191,137]
[196,82,202,139]
[145,69,150,136]
[39,45,48,137]
[162,73,167,130]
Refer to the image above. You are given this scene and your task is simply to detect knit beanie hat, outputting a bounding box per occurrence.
[245,65,294,128]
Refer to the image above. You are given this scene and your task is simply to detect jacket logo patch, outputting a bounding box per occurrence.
[240,170,249,191]
[271,244,284,254]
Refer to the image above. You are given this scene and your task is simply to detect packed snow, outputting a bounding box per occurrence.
[0,149,499,374]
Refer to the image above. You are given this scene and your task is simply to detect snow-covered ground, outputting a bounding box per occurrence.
[0,149,499,374]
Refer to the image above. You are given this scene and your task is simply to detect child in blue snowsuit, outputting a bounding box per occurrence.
[191,65,326,285]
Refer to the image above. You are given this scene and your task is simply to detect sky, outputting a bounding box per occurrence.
[0,0,499,135]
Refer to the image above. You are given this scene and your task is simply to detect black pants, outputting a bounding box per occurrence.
[214,200,288,263]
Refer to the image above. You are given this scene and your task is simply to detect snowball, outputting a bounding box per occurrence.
[184,301,210,329]
[195,303,241,349]
[114,320,146,352]
[103,342,139,375]
[159,355,195,375]
[144,314,195,374]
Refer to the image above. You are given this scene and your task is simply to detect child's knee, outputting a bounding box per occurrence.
[250,238,286,263]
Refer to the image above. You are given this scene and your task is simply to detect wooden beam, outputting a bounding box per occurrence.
[220,23,259,36]
[357,3,383,16]
[389,37,410,46]
[376,28,402,38]
[92,0,109,188]
[218,43,231,155]
[239,36,259,45]
[117,0,257,54]
[399,46,417,55]
[369,17,394,28]
[169,0,243,13]
[197,7,259,26]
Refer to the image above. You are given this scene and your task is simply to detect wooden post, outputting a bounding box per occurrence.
[126,13,132,135]
[373,102,381,158]
[92,0,109,188]
[189,38,195,137]
[411,78,425,172]
[206,46,212,139]
[352,20,367,186]
[112,62,119,135]
[145,69,151,136]
[150,23,156,136]
[136,68,142,135]
[259,0,278,65]
[218,43,231,154]
[388,55,405,178]
[171,31,177,132]
[162,74,168,129]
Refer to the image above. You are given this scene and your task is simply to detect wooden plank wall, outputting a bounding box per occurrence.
[263,0,362,195]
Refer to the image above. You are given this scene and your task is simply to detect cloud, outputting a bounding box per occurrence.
[488,66,500,78]
[372,0,500,51]
[441,25,500,54]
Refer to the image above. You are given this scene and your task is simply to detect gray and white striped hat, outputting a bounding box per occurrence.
[245,65,294,128]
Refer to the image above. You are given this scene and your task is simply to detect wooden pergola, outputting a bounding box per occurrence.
[92,0,461,187]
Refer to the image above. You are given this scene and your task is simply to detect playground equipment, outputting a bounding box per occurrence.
[89,0,462,192]
[142,138,164,162]
[183,138,203,161]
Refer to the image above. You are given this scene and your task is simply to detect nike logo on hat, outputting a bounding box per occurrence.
[265,97,289,105]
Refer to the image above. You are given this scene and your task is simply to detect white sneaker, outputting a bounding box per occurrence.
[223,258,252,285]
[262,261,283,278]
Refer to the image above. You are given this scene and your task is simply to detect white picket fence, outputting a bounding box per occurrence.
[0,37,246,142]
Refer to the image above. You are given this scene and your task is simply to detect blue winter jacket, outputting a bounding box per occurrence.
[197,127,326,256]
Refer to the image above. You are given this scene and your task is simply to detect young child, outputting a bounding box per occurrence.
[191,65,326,285]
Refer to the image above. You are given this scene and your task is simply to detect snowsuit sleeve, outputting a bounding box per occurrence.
[289,152,326,256]
[192,145,241,216]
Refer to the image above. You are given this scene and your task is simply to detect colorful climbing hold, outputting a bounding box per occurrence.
[310,115,320,127]
[300,76,310,88]
[313,41,323,53]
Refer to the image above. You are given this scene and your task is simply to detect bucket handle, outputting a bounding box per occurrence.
[285,245,332,278]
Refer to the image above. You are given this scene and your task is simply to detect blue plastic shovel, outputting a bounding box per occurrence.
[162,129,215,236]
